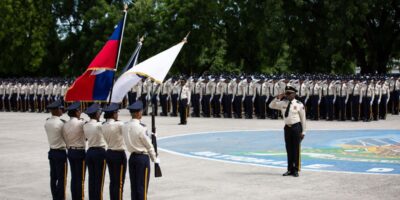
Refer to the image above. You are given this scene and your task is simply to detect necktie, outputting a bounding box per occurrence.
[285,101,291,118]
[247,84,250,95]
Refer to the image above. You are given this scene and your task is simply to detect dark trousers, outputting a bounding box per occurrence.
[139,94,148,115]
[44,94,50,111]
[310,95,319,120]
[48,149,67,200]
[202,95,211,117]
[19,94,27,112]
[394,90,399,114]
[191,93,201,117]
[10,93,18,111]
[380,95,388,119]
[244,96,253,118]
[129,154,150,200]
[320,96,327,119]
[0,95,3,110]
[346,95,353,120]
[67,149,86,200]
[338,96,346,121]
[106,150,127,200]
[29,94,35,112]
[325,95,334,120]
[4,94,10,111]
[179,98,188,124]
[362,97,372,121]
[151,95,158,116]
[160,94,169,116]
[128,92,137,106]
[223,94,233,118]
[284,123,302,173]
[86,147,106,200]
[352,95,360,121]
[212,94,221,117]
[372,97,379,120]
[268,97,278,119]
[38,95,45,112]
[233,95,243,118]
[258,96,267,119]
[170,94,178,116]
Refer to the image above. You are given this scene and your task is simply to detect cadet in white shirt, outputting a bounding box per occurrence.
[178,78,191,125]
[102,103,127,200]
[63,102,86,200]
[83,103,106,200]
[269,86,306,177]
[122,101,158,200]
[44,100,67,200]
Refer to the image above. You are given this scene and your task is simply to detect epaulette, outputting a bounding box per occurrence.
[85,121,88,124]
[46,118,50,121]
[140,123,146,127]
[102,121,107,125]
[60,119,66,123]
[296,100,302,104]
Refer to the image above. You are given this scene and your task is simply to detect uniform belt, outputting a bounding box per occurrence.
[108,149,125,152]
[68,146,85,150]
[131,151,147,155]
[51,147,66,151]
[88,146,105,150]
[286,122,300,127]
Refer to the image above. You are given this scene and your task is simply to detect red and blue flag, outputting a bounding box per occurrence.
[65,19,124,102]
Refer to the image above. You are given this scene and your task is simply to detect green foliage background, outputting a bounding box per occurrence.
[0,0,399,77]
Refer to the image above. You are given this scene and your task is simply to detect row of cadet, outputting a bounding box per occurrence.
[0,78,71,112]
[44,100,159,200]
[126,73,400,122]
[2,74,400,121]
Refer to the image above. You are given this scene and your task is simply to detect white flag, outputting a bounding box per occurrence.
[109,41,185,103]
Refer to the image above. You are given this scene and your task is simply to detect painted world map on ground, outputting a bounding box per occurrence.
[159,129,400,174]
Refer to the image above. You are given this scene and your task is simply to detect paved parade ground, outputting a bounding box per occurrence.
[0,111,399,200]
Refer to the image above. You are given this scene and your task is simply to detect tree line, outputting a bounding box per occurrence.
[0,0,399,77]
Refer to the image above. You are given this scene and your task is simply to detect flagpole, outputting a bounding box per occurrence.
[108,5,128,105]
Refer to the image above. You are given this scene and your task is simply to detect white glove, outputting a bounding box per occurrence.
[231,98,234,103]
[242,98,245,102]
[146,96,151,101]
[219,99,222,103]
[155,157,160,164]
[156,96,160,101]
[370,101,373,106]
[318,100,321,104]
[378,100,381,104]
[210,98,213,103]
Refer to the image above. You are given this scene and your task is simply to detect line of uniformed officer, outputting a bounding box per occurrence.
[44,100,159,200]
[0,78,70,113]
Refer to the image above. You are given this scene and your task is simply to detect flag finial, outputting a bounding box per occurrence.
[183,31,191,43]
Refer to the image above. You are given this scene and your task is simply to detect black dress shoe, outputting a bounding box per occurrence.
[282,171,293,176]
[292,172,299,177]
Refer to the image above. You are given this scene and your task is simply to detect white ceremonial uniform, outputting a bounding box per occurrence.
[63,117,86,148]
[122,119,156,161]
[45,116,66,149]
[102,119,125,150]
[84,119,106,148]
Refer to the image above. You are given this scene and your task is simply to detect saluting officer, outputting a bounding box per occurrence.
[63,102,86,200]
[122,101,158,200]
[269,86,306,177]
[178,78,191,125]
[45,100,67,200]
[83,103,106,200]
[102,103,127,200]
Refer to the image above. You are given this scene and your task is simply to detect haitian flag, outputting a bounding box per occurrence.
[65,18,125,102]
